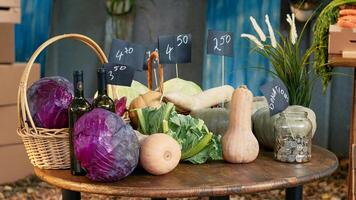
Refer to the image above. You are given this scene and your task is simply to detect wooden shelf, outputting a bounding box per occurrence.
[328,54,356,67]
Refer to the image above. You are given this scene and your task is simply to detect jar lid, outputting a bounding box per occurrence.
[280,111,308,118]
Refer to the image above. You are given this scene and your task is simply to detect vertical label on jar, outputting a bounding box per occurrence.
[260,78,289,116]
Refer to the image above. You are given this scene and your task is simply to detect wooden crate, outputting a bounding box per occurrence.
[0,63,40,106]
[0,144,33,184]
[328,24,356,54]
[0,0,21,23]
[0,105,20,145]
[0,23,14,63]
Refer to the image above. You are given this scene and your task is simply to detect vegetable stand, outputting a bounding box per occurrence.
[18,33,338,199]
[34,146,338,200]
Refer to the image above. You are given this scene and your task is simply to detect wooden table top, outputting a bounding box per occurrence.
[34,146,338,198]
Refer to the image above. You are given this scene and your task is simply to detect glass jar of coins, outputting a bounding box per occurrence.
[274,111,312,163]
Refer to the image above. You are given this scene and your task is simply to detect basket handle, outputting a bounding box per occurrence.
[147,51,163,93]
[17,33,108,133]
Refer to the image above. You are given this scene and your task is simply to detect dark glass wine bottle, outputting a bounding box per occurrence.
[69,70,91,176]
[93,68,115,112]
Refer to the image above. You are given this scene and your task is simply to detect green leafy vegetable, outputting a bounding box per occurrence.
[167,112,213,160]
[185,134,222,164]
[136,103,174,134]
[136,103,222,164]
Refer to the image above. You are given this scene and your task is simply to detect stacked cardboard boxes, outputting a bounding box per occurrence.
[0,0,40,184]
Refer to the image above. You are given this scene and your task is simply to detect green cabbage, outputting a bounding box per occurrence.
[105,80,149,107]
[163,78,202,96]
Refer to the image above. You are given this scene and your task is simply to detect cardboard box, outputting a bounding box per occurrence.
[0,0,20,7]
[0,63,40,106]
[0,23,15,63]
[329,24,356,54]
[0,144,33,184]
[0,105,20,145]
[0,0,21,23]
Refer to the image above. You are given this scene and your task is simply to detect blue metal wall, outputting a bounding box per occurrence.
[204,0,281,95]
[15,0,53,76]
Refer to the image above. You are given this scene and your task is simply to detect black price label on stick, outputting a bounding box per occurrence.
[207,30,233,57]
[260,78,289,116]
[108,39,146,71]
[176,34,192,63]
[158,35,177,64]
[103,63,135,86]
[143,43,158,70]
[158,33,192,64]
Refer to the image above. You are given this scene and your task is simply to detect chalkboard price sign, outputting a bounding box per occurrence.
[108,39,146,70]
[176,34,192,63]
[207,30,233,57]
[103,63,135,86]
[158,35,177,64]
[260,78,289,116]
[158,33,192,64]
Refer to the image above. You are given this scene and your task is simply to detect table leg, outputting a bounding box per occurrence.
[285,186,303,200]
[348,70,356,200]
[62,189,81,200]
[209,196,229,200]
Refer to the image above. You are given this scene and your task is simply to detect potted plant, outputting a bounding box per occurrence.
[241,14,315,106]
[289,0,321,21]
[241,14,318,153]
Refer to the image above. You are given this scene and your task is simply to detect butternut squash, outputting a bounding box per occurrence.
[129,92,162,128]
[163,85,234,113]
[140,133,181,175]
[222,85,259,163]
[129,51,164,128]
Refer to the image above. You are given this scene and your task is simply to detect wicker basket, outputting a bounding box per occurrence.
[17,34,108,169]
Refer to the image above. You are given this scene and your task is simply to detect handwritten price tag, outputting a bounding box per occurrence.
[103,63,135,86]
[158,33,192,64]
[108,39,146,70]
[260,78,289,116]
[176,34,192,63]
[158,35,177,64]
[207,30,233,57]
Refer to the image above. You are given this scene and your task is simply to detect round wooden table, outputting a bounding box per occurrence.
[34,146,338,200]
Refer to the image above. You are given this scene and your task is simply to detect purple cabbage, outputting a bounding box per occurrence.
[74,108,139,182]
[115,96,127,117]
[27,76,73,129]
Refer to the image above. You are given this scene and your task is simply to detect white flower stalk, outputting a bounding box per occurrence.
[286,13,298,45]
[249,16,266,42]
[265,15,277,48]
[241,33,264,49]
